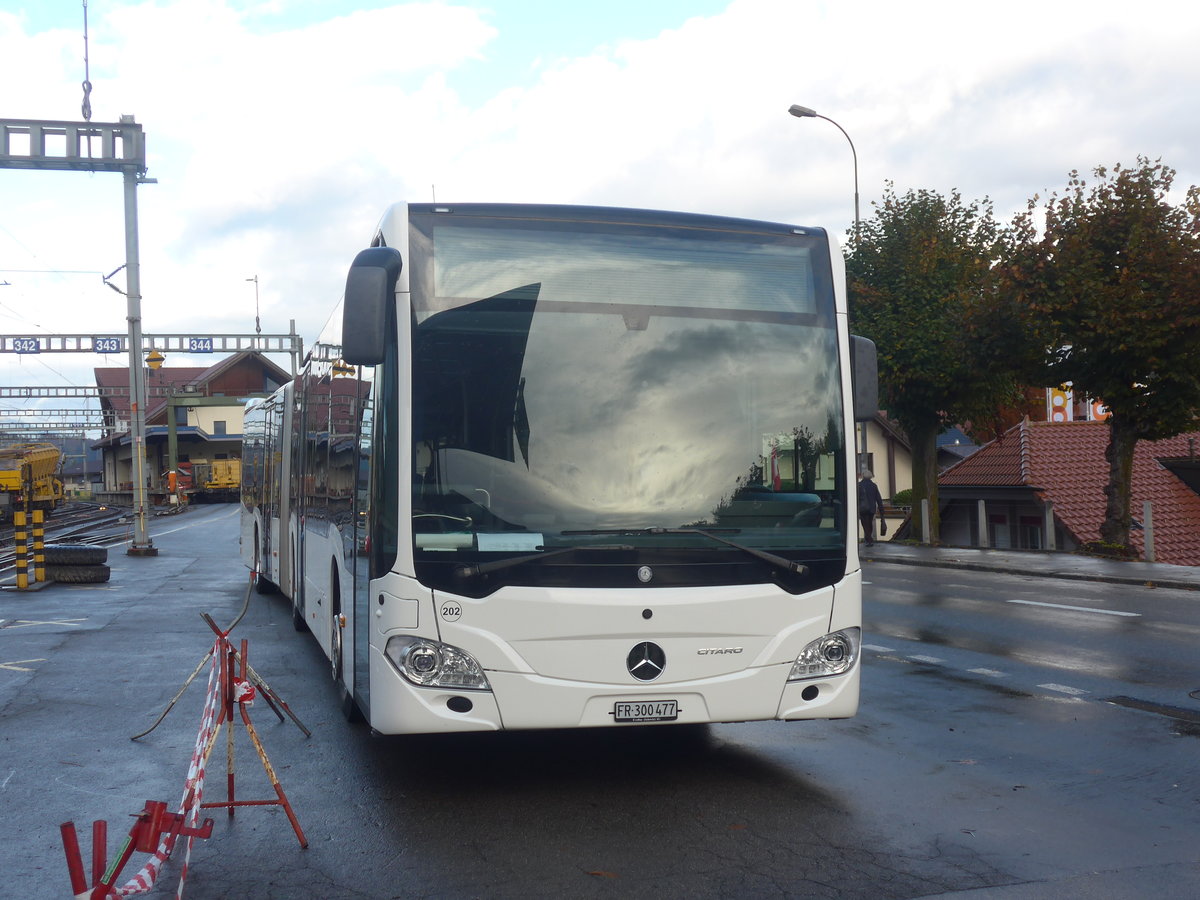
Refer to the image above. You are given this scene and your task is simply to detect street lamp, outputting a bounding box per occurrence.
[246,275,261,335]
[788,104,860,238]
[788,103,869,477]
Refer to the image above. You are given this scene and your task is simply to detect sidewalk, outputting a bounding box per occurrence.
[861,541,1200,592]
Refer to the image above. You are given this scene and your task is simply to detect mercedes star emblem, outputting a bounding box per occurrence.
[627,641,666,681]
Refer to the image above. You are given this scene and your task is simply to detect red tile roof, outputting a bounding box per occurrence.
[95,367,208,421]
[940,419,1200,566]
[95,351,292,424]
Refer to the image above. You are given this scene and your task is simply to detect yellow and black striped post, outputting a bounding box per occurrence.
[14,510,28,590]
[32,508,45,583]
[12,461,46,589]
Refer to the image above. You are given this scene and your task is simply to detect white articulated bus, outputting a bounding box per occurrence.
[241,202,877,733]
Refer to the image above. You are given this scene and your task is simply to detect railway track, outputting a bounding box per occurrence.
[0,501,150,575]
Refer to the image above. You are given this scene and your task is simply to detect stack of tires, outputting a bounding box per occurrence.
[44,543,110,584]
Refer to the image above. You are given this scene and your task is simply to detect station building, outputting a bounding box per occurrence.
[92,351,290,506]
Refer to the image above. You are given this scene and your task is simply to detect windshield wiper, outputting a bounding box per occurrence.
[562,527,809,577]
[454,543,634,580]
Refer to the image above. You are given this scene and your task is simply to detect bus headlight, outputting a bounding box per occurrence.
[385,636,491,691]
[788,627,860,681]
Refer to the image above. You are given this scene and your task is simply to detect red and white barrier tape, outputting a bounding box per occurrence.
[109,639,222,899]
[232,677,255,705]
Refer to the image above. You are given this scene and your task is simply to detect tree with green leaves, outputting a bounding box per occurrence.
[847,185,1022,542]
[1001,158,1200,553]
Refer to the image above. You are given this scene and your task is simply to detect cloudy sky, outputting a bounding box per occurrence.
[2,0,1199,408]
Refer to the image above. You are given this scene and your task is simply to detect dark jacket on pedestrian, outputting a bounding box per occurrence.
[857,474,884,517]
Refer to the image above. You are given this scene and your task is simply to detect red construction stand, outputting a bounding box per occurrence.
[60,800,214,899]
[59,613,308,898]
[197,616,308,848]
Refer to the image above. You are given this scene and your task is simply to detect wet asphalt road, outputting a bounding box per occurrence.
[863,562,1199,720]
[1,506,1197,899]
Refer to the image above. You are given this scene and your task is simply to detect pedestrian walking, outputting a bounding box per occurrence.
[857,470,886,545]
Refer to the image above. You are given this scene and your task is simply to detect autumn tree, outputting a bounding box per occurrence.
[847,185,1021,542]
[1001,158,1200,553]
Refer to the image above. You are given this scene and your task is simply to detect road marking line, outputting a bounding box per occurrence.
[1039,683,1089,696]
[101,505,241,548]
[1,659,46,673]
[968,668,1007,677]
[863,644,895,653]
[909,654,945,664]
[1,618,86,629]
[1008,599,1140,617]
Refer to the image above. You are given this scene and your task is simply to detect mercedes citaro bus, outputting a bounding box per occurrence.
[241,202,877,734]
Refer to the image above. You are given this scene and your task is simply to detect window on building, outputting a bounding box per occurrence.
[1018,516,1043,549]
[988,513,1011,549]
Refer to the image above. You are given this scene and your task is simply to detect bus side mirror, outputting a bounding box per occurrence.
[850,335,878,422]
[342,247,402,365]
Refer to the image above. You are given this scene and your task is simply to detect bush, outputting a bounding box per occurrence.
[890,489,914,507]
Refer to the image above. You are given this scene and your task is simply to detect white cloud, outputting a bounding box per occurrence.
[2,0,1199,394]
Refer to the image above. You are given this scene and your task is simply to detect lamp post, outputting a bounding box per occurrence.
[247,275,261,335]
[788,104,860,239]
[788,103,868,477]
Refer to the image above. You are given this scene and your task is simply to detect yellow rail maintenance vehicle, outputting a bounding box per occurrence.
[0,442,65,522]
[188,457,242,503]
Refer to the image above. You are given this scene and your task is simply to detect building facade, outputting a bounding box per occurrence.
[93,351,290,505]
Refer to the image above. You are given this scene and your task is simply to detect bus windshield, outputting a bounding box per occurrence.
[408,210,847,592]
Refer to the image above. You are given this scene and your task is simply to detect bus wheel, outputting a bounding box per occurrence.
[330,564,343,682]
[330,572,363,721]
[330,610,344,682]
[331,610,363,722]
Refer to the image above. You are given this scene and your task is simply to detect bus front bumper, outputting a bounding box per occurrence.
[367,647,859,734]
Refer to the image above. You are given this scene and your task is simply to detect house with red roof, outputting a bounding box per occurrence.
[938,419,1200,565]
[94,351,290,503]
